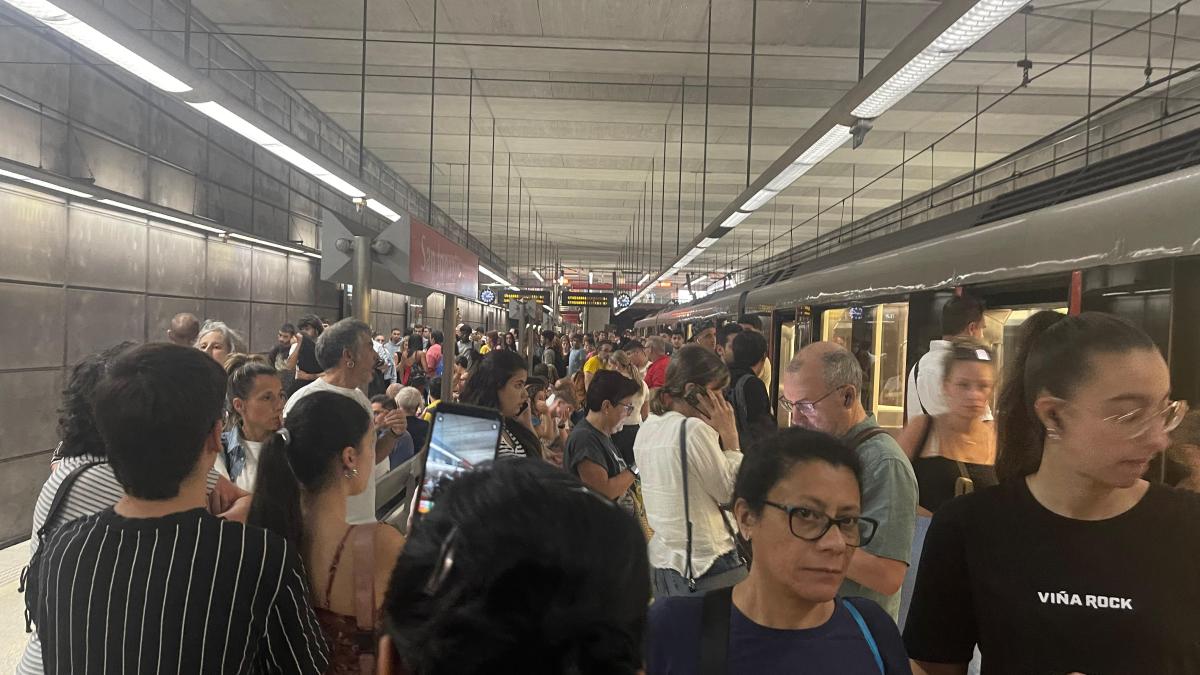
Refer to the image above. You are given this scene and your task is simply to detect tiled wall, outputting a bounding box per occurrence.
[0,184,341,546]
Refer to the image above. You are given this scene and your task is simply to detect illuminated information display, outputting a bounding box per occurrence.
[501,290,550,305]
[561,291,613,307]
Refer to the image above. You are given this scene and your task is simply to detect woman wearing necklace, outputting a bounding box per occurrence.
[898,338,999,515]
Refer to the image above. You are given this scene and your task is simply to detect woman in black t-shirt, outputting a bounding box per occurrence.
[904,311,1197,675]
[647,428,911,675]
[898,338,998,514]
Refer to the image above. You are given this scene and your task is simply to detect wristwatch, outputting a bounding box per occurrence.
[628,464,640,476]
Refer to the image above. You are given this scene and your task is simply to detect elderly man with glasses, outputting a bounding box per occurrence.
[781,341,918,621]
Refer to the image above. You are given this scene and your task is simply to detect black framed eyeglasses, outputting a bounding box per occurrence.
[762,501,877,547]
[779,385,844,416]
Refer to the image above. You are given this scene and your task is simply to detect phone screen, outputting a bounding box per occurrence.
[419,409,502,515]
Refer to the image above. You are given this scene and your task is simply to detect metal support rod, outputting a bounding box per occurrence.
[900,132,907,208]
[426,0,437,221]
[489,119,495,249]
[650,156,656,271]
[1086,11,1095,161]
[358,0,368,178]
[353,235,372,322]
[441,294,456,401]
[858,0,867,81]
[183,0,192,67]
[972,86,980,202]
[661,122,667,270]
[747,0,757,188]
[677,75,685,257]
[701,0,712,229]
[466,69,473,235]
[505,153,511,264]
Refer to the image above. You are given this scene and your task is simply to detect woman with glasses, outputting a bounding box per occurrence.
[905,311,1197,675]
[646,427,910,674]
[564,370,643,515]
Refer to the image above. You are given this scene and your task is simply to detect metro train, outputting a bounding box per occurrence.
[634,162,1200,432]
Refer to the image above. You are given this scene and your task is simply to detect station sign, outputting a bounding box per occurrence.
[561,291,613,307]
[502,290,551,305]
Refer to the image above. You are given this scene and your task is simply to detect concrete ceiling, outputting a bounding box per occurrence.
[192,0,1200,288]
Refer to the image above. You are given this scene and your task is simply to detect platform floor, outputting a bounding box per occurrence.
[0,540,30,672]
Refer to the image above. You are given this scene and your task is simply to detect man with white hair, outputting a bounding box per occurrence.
[395,386,430,454]
[781,341,918,621]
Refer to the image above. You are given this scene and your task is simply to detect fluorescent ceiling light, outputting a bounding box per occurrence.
[697,237,719,248]
[479,264,506,283]
[0,167,93,198]
[588,272,594,284]
[637,273,650,285]
[852,0,1026,119]
[532,269,545,283]
[764,125,853,192]
[4,0,192,93]
[720,210,752,229]
[98,198,225,234]
[542,304,554,314]
[741,188,778,212]
[365,198,401,222]
[227,232,307,254]
[188,101,366,199]
[508,286,520,291]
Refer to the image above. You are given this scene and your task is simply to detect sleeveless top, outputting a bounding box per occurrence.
[912,418,997,512]
[314,524,378,675]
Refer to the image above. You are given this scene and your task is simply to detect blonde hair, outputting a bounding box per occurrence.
[608,350,643,388]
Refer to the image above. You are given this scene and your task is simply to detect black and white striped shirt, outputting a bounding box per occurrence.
[28,507,330,675]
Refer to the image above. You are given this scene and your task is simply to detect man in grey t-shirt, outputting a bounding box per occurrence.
[782,342,918,620]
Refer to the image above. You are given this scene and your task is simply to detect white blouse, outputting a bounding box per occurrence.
[634,411,743,576]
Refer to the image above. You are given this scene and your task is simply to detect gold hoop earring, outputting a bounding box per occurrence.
[347,359,356,369]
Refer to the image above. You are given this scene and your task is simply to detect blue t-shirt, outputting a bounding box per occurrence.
[646,593,911,675]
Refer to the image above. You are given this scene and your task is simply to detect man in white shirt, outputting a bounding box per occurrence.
[905,295,988,420]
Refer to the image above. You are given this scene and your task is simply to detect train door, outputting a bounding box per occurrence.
[820,303,910,429]
[774,306,813,426]
[981,305,1067,408]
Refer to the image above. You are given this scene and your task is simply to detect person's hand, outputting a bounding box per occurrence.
[291,334,300,345]
[382,409,406,434]
[699,389,739,450]
[218,494,253,523]
[208,476,251,515]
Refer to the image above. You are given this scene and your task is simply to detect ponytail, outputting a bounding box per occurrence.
[223,354,277,431]
[995,311,1157,482]
[248,392,371,549]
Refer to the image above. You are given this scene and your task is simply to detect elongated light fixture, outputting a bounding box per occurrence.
[228,232,308,255]
[365,198,401,222]
[761,125,853,194]
[98,198,225,234]
[532,269,545,283]
[188,101,366,199]
[637,273,650,285]
[479,264,517,291]
[853,0,1027,119]
[720,210,752,229]
[3,0,192,93]
[0,167,93,198]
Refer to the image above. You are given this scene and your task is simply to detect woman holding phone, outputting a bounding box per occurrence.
[635,344,746,597]
[459,350,544,460]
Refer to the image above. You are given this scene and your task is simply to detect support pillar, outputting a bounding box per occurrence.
[442,293,457,402]
[353,235,372,323]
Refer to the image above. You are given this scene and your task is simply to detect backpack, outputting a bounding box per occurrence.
[20,460,105,632]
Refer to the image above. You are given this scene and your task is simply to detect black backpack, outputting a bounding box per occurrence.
[19,460,104,632]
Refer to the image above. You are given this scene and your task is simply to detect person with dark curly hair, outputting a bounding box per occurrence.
[377,460,649,675]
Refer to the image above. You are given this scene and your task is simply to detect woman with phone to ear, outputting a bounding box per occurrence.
[904,312,1199,675]
[459,349,544,460]
[635,344,747,597]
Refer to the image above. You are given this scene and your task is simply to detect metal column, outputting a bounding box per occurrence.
[353,235,372,322]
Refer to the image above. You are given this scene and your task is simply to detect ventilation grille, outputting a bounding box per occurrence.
[977,124,1200,226]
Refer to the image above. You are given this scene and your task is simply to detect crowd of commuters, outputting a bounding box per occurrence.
[16,302,1200,675]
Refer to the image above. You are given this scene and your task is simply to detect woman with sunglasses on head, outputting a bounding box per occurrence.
[905,311,1197,675]
[647,427,910,675]
[635,344,746,597]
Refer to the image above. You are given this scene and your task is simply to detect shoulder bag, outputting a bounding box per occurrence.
[679,418,745,592]
[20,460,105,632]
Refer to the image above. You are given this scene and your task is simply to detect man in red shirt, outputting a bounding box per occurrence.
[643,336,671,390]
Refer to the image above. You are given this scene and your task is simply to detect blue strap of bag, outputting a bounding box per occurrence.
[842,598,886,674]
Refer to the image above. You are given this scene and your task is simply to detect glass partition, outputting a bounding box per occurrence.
[820,303,909,429]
